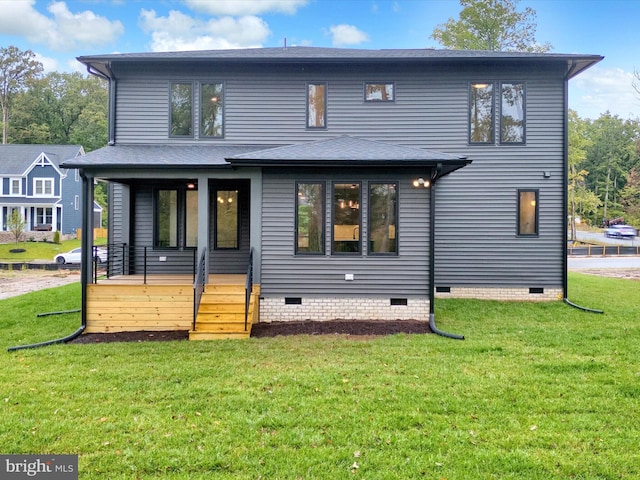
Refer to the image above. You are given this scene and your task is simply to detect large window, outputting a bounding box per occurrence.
[518,189,538,236]
[34,178,54,196]
[170,83,193,137]
[307,83,326,128]
[156,186,198,248]
[215,190,239,249]
[369,183,398,254]
[200,83,224,137]
[296,182,325,254]
[35,207,53,226]
[332,183,361,254]
[501,82,525,143]
[365,83,394,102]
[469,82,494,143]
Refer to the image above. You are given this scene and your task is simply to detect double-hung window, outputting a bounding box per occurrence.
[518,189,538,236]
[155,186,198,248]
[34,178,54,196]
[10,178,21,195]
[307,83,327,128]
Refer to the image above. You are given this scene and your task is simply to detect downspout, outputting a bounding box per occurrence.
[7,172,92,352]
[561,61,603,314]
[429,164,465,340]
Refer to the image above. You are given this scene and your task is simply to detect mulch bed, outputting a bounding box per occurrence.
[69,320,432,344]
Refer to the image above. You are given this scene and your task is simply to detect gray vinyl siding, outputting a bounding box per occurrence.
[260,169,430,298]
[109,60,566,290]
[108,182,126,245]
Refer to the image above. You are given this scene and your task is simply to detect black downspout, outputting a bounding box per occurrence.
[561,61,603,314]
[429,165,465,340]
[7,172,91,352]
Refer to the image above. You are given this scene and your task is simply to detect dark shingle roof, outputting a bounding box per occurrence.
[60,144,278,169]
[78,46,602,80]
[63,137,471,177]
[0,145,83,175]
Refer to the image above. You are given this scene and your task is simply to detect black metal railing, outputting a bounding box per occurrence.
[193,248,207,332]
[244,247,254,332]
[98,243,197,284]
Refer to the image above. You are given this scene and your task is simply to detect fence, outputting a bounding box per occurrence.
[76,228,108,241]
[567,244,640,257]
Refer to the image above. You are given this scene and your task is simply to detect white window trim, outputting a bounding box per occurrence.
[10,178,22,196]
[74,195,79,210]
[33,178,55,197]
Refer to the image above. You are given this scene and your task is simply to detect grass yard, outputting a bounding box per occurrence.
[0,238,107,263]
[1,273,639,479]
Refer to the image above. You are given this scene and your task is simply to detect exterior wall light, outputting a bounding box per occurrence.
[412,178,430,188]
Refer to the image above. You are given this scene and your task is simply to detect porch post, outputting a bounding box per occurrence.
[80,171,94,329]
[197,175,209,278]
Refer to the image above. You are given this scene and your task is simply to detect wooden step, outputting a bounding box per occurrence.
[189,330,251,340]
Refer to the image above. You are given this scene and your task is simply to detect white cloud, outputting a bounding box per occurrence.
[326,24,370,47]
[184,0,308,15]
[570,66,640,120]
[34,52,59,73]
[0,0,123,52]
[139,9,271,51]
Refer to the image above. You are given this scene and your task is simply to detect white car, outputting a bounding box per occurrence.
[604,224,637,238]
[54,247,108,264]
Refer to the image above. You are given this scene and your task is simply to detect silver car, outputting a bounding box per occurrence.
[604,224,638,238]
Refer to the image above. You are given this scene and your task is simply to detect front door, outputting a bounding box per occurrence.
[209,179,250,274]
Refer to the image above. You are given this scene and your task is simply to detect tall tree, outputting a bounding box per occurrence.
[568,110,600,239]
[10,71,108,151]
[431,0,552,52]
[0,45,43,144]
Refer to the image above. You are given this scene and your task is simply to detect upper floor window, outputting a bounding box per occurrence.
[34,178,54,196]
[200,83,224,138]
[365,83,394,102]
[332,183,361,254]
[500,82,525,144]
[307,83,326,128]
[170,83,193,137]
[469,82,494,143]
[369,183,398,255]
[518,189,538,236]
[10,178,21,195]
[296,182,325,254]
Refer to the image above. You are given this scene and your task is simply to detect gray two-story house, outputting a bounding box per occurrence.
[0,144,101,236]
[64,47,602,339]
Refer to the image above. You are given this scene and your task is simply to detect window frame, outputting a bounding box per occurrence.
[368,181,399,256]
[169,82,194,138]
[33,178,54,197]
[331,182,362,255]
[517,189,539,237]
[295,181,326,255]
[199,82,225,139]
[306,82,327,129]
[9,178,22,196]
[213,188,240,250]
[364,82,395,102]
[153,185,198,249]
[500,81,526,144]
[469,81,495,145]
[35,207,53,225]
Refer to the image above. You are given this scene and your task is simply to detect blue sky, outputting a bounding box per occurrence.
[0,0,639,120]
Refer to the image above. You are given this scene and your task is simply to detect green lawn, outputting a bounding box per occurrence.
[0,238,107,263]
[1,273,639,479]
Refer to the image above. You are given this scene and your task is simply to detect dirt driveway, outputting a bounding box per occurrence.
[0,269,81,300]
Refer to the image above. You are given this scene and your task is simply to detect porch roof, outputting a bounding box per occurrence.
[227,135,471,176]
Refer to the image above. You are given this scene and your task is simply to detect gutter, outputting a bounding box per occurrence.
[562,62,603,314]
[429,164,464,340]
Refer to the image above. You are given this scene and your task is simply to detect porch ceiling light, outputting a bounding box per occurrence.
[187,182,196,189]
[412,178,430,188]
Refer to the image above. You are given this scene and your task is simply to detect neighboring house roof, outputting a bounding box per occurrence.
[61,137,470,176]
[0,145,84,175]
[228,135,470,176]
[78,46,603,80]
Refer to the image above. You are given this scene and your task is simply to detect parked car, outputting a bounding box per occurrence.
[604,224,638,238]
[54,247,108,264]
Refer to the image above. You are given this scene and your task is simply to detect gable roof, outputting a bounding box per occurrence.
[78,46,602,80]
[0,145,83,175]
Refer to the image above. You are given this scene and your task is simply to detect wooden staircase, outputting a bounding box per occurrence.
[189,283,260,340]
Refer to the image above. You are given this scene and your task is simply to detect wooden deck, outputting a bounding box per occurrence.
[86,274,258,338]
